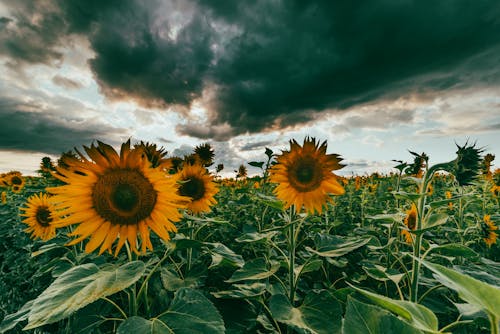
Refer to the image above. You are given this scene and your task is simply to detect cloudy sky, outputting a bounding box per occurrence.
[1,0,499,177]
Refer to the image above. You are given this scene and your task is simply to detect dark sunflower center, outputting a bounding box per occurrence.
[179,177,205,201]
[288,156,323,192]
[407,212,417,230]
[11,176,22,185]
[92,169,157,225]
[36,206,52,227]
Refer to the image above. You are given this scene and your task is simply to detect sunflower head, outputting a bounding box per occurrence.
[269,137,345,214]
[177,163,218,214]
[481,153,495,177]
[401,203,418,243]
[453,142,483,186]
[49,140,188,255]
[491,185,500,198]
[216,163,224,173]
[482,214,498,247]
[405,151,428,178]
[134,141,168,168]
[20,193,57,241]
[194,143,215,167]
[236,165,248,179]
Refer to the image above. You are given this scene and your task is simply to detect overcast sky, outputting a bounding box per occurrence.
[1,0,499,177]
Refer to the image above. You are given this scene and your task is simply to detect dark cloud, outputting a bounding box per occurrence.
[1,0,500,137]
[52,75,84,90]
[0,98,125,155]
[239,140,274,152]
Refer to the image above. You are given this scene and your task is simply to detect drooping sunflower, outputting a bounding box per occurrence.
[402,203,418,243]
[269,137,345,214]
[177,163,218,214]
[482,214,498,247]
[20,193,57,241]
[48,140,188,255]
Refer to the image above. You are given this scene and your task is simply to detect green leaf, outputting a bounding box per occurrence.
[161,266,206,291]
[418,259,500,318]
[269,290,342,334]
[0,300,33,332]
[426,243,479,259]
[248,161,265,168]
[391,190,423,202]
[362,265,404,285]
[255,193,284,210]
[158,288,225,334]
[117,316,170,334]
[206,242,244,269]
[349,285,438,332]
[235,231,279,243]
[226,258,279,283]
[421,213,448,231]
[343,297,423,334]
[211,282,267,299]
[305,235,370,258]
[24,261,145,330]
[367,213,405,223]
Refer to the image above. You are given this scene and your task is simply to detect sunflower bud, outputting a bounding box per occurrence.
[453,142,483,186]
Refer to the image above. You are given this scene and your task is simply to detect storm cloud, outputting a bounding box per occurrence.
[0,98,125,154]
[1,0,500,138]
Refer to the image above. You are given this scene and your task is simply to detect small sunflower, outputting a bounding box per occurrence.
[1,191,6,204]
[20,193,57,241]
[49,140,188,255]
[134,141,169,168]
[177,164,218,214]
[491,185,500,198]
[453,142,483,186]
[269,137,345,214]
[236,165,248,179]
[482,214,498,247]
[194,143,215,167]
[402,203,418,243]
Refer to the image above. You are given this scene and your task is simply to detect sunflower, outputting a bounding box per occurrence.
[1,191,6,204]
[20,193,57,241]
[402,203,418,243]
[48,140,188,255]
[482,214,498,247]
[177,163,218,214]
[134,141,169,168]
[194,143,215,167]
[491,185,500,198]
[269,137,345,214]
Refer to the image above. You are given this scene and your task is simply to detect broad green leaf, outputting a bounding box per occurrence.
[350,285,439,332]
[294,259,323,279]
[248,161,265,168]
[343,297,423,334]
[31,243,65,257]
[421,213,448,231]
[269,290,342,334]
[226,258,279,283]
[454,258,500,286]
[391,190,423,202]
[426,243,478,259]
[24,261,145,330]
[158,288,225,334]
[161,266,206,291]
[206,242,244,268]
[235,231,279,243]
[0,300,33,332]
[117,316,170,334]
[362,265,404,285]
[453,303,487,320]
[211,282,267,299]
[367,213,405,223]
[255,193,284,210]
[418,259,500,318]
[305,235,370,258]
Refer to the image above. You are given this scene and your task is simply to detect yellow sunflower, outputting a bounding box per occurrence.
[269,137,345,214]
[48,140,188,255]
[177,163,218,214]
[483,214,498,247]
[20,193,57,241]
[402,203,418,243]
[1,191,6,204]
[491,185,500,198]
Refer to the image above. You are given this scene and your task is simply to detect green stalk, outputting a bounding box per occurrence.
[287,207,296,305]
[187,220,193,271]
[489,313,499,334]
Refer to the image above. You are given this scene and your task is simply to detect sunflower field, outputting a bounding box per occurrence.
[0,138,499,334]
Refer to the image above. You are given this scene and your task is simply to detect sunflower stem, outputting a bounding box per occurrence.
[489,313,499,334]
[287,206,296,306]
[409,167,431,302]
[187,220,194,272]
